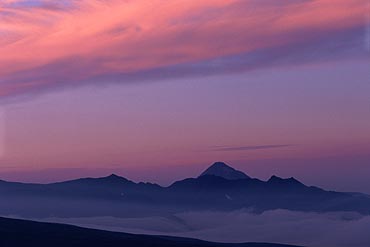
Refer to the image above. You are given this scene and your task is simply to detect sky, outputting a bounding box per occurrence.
[0,0,369,193]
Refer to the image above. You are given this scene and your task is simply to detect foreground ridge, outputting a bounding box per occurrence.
[0,217,302,247]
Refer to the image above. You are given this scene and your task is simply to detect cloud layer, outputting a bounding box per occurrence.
[0,0,368,98]
[29,209,370,247]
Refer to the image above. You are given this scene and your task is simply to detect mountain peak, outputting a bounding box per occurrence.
[107,173,121,178]
[101,173,131,183]
[199,162,250,180]
[268,175,281,181]
[268,175,304,186]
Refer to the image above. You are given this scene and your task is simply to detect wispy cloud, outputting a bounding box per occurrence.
[0,0,368,98]
[210,144,293,152]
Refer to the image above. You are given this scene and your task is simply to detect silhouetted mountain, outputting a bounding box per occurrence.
[0,162,369,218]
[0,174,162,199]
[60,173,134,185]
[200,162,250,180]
[0,217,301,247]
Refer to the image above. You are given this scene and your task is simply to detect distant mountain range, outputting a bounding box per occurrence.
[0,217,302,247]
[0,162,369,218]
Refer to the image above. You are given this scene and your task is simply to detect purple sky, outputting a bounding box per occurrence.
[0,0,369,193]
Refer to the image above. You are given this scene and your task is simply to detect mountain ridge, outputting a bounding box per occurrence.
[0,216,302,247]
[0,162,369,217]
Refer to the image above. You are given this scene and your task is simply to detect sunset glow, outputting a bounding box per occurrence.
[0,0,369,194]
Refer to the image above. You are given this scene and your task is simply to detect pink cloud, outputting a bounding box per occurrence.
[0,0,367,97]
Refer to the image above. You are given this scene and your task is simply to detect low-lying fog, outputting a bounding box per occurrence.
[10,209,370,247]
